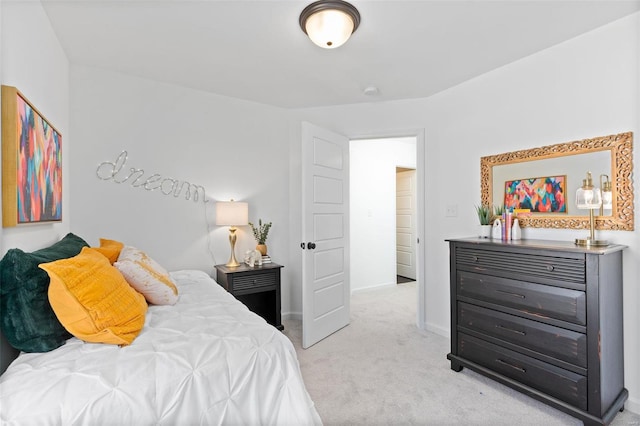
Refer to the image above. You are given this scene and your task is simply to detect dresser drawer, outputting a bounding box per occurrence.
[456,246,585,284]
[458,302,587,368]
[459,333,587,410]
[233,272,276,292]
[458,271,586,325]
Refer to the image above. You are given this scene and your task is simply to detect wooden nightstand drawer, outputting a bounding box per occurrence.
[459,333,587,410]
[457,270,586,326]
[233,272,276,292]
[458,302,587,368]
[215,263,283,331]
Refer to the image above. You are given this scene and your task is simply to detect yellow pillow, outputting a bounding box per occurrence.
[114,246,179,305]
[40,247,147,346]
[93,238,124,264]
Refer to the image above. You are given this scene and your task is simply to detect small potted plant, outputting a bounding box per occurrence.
[475,205,492,238]
[249,219,272,256]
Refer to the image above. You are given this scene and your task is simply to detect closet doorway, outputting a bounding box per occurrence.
[396,168,416,282]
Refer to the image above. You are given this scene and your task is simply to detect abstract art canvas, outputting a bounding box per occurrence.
[2,85,62,227]
[504,175,566,213]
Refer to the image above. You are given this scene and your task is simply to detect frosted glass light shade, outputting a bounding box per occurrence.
[300,0,360,49]
[602,190,613,210]
[600,174,613,210]
[305,9,354,48]
[215,201,248,226]
[576,187,601,210]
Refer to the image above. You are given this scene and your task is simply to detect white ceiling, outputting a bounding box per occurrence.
[40,0,640,109]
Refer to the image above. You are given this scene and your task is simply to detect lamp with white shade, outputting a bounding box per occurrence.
[216,200,249,267]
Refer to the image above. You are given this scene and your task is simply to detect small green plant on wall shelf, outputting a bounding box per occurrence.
[249,219,272,256]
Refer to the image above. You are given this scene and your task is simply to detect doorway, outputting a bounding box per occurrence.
[301,122,426,348]
[349,137,417,292]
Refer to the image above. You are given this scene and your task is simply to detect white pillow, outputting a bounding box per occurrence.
[114,246,179,305]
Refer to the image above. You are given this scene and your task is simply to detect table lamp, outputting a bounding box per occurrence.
[575,171,607,247]
[216,200,249,267]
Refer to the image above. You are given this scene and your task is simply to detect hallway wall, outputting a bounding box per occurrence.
[350,137,416,292]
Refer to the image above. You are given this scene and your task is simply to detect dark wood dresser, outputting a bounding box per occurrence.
[446,238,627,426]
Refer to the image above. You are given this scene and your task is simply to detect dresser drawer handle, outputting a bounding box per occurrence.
[546,265,555,271]
[495,289,526,299]
[252,279,258,285]
[472,256,479,262]
[495,324,526,336]
[496,359,526,373]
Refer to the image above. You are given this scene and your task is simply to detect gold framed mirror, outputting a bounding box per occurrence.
[480,132,633,230]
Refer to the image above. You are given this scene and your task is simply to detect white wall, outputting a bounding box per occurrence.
[2,0,638,414]
[290,13,640,412]
[350,137,416,291]
[69,65,294,311]
[0,1,70,254]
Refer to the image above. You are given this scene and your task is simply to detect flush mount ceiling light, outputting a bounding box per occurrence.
[299,0,361,49]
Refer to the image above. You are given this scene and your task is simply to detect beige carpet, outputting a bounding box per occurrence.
[283,282,640,426]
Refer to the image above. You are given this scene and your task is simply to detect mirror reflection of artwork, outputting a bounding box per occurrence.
[481,132,633,230]
[504,176,566,213]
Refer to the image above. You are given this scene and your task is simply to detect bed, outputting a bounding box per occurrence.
[0,240,321,425]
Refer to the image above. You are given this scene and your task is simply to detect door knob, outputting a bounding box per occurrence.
[308,242,316,249]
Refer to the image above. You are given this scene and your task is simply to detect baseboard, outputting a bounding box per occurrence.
[424,321,449,338]
[282,312,301,321]
[625,395,639,414]
[351,282,396,294]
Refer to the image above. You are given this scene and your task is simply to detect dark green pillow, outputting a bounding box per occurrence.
[0,233,89,352]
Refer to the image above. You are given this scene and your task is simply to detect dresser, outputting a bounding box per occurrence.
[215,263,284,331]
[446,238,627,426]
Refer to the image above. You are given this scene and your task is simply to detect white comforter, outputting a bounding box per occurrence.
[0,270,322,425]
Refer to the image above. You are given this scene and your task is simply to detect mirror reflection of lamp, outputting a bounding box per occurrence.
[575,171,608,247]
[600,174,613,214]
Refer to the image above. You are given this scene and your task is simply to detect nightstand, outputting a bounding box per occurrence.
[215,263,283,331]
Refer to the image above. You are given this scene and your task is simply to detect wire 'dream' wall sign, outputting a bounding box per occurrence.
[96,151,208,203]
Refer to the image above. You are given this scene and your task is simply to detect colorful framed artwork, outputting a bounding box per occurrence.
[504,175,567,213]
[2,85,62,227]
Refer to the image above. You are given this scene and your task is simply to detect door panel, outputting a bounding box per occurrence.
[302,122,350,348]
[314,138,344,169]
[396,170,416,280]
[314,248,345,279]
[314,282,345,317]
[314,214,344,240]
[313,176,343,203]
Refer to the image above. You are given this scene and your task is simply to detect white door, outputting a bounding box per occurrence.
[396,170,417,280]
[301,122,350,349]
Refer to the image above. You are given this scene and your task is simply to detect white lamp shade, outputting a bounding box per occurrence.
[215,201,248,226]
[576,187,602,210]
[305,8,354,48]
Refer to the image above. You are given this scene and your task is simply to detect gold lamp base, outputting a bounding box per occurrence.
[575,238,609,247]
[574,207,609,248]
[225,226,241,267]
